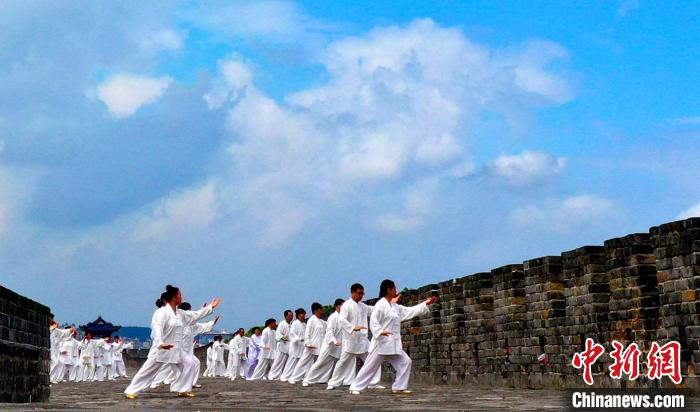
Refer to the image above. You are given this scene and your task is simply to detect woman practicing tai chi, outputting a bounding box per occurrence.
[124,285,221,399]
[349,279,437,395]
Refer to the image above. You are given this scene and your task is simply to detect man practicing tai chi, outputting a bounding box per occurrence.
[326,283,383,390]
[268,310,292,380]
[288,303,326,384]
[280,308,306,382]
[349,279,437,395]
[303,299,345,386]
[250,318,277,380]
[227,328,248,381]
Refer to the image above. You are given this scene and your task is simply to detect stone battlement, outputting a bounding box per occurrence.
[387,217,700,390]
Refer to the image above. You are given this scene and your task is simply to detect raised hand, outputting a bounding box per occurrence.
[425,296,439,305]
[210,298,222,309]
[214,315,221,324]
[391,294,402,304]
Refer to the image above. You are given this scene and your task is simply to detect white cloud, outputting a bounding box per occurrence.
[131,182,219,242]
[197,19,573,244]
[375,179,437,233]
[677,202,700,219]
[509,194,616,233]
[485,150,567,186]
[96,74,173,118]
[140,29,184,51]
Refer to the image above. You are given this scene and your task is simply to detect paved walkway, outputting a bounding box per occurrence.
[2,377,569,410]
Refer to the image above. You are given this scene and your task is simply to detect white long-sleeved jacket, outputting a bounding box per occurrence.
[322,311,344,358]
[275,320,290,354]
[336,299,373,354]
[368,298,428,355]
[303,315,326,356]
[230,335,247,359]
[150,304,213,363]
[183,320,215,355]
[260,327,277,360]
[288,319,306,358]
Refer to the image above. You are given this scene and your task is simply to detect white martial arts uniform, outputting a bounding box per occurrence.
[203,345,214,377]
[50,336,75,383]
[49,328,72,380]
[112,341,133,378]
[246,334,262,378]
[327,298,381,389]
[250,327,276,380]
[212,340,228,376]
[78,338,105,382]
[100,341,116,381]
[69,338,82,382]
[152,320,215,388]
[304,311,344,385]
[227,335,248,381]
[267,319,290,380]
[288,315,326,384]
[124,304,213,395]
[349,299,429,392]
[280,319,305,381]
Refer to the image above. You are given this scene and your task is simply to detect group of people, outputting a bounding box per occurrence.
[122,279,437,398]
[49,323,133,384]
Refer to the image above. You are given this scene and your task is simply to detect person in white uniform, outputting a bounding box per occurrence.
[111,336,133,378]
[78,333,105,382]
[203,342,214,377]
[267,310,292,380]
[151,302,219,389]
[280,308,306,382]
[288,303,326,384]
[349,279,437,395]
[327,283,384,390]
[50,328,78,383]
[227,328,248,381]
[303,299,345,386]
[124,284,221,399]
[49,322,75,380]
[69,335,83,382]
[212,335,228,376]
[250,319,277,380]
[246,328,262,378]
[98,336,115,381]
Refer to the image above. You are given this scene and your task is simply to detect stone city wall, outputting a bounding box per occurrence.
[392,217,700,391]
[0,285,52,402]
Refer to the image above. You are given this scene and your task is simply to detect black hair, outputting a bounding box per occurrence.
[334,298,345,307]
[284,309,293,318]
[156,292,167,308]
[351,283,364,293]
[178,302,192,311]
[253,327,261,333]
[379,279,396,298]
[295,308,306,317]
[311,302,323,313]
[163,284,179,302]
[114,335,120,340]
[214,335,223,342]
[265,318,276,327]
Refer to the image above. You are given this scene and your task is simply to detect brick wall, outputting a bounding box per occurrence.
[0,285,51,402]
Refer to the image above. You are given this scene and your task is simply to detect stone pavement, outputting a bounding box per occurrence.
[2,377,570,410]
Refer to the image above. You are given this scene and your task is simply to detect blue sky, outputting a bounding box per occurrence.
[1,0,699,329]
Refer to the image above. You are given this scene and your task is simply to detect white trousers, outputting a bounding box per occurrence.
[227,356,247,381]
[50,359,72,383]
[103,363,116,380]
[279,356,299,382]
[303,349,338,385]
[225,354,236,377]
[114,359,128,377]
[288,350,317,383]
[124,357,198,395]
[268,352,288,380]
[203,359,213,377]
[191,355,201,386]
[327,351,380,388]
[69,360,80,381]
[349,350,411,392]
[151,364,176,388]
[94,364,104,381]
[212,359,226,376]
[82,362,96,381]
[250,357,274,380]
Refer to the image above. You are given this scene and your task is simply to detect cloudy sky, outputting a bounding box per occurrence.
[2,1,699,329]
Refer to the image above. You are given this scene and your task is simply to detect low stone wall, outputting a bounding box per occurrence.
[0,285,51,402]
